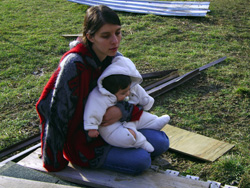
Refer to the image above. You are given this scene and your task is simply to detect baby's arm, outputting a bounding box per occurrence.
[135,84,154,111]
[88,129,100,137]
[84,88,110,132]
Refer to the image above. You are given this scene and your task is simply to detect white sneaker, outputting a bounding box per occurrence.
[155,115,170,130]
[141,141,154,152]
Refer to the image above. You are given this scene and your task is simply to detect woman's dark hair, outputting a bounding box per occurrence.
[83,5,121,47]
[102,74,131,94]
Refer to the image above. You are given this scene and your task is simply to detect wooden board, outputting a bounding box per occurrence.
[18,148,210,188]
[162,125,234,162]
[0,175,79,188]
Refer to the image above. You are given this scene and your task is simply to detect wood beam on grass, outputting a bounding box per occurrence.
[147,69,200,97]
[0,134,40,160]
[162,125,234,162]
[141,69,178,80]
[146,57,227,97]
[62,34,82,38]
[199,56,227,71]
[143,70,179,91]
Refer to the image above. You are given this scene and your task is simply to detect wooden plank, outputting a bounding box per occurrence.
[199,56,227,71]
[143,70,179,91]
[18,148,210,188]
[146,57,227,97]
[68,0,210,17]
[0,175,79,188]
[162,125,234,162]
[62,34,82,38]
[0,134,40,159]
[141,69,178,80]
[0,143,41,167]
[147,68,200,97]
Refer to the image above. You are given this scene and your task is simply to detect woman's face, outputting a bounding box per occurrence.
[87,24,122,62]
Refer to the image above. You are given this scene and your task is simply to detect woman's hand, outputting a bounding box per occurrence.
[88,129,99,137]
[101,106,122,126]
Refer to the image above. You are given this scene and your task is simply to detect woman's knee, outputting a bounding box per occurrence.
[155,131,169,152]
[128,149,151,175]
[102,147,151,175]
[139,129,170,156]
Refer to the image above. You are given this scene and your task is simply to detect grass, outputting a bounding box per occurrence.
[0,0,249,187]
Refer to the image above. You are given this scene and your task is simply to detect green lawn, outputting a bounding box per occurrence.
[0,0,249,187]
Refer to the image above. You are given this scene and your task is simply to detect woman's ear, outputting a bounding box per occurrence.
[86,33,94,43]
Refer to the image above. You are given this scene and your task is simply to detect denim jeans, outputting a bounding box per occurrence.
[101,129,169,175]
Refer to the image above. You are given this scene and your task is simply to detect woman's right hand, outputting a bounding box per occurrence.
[101,106,122,126]
[88,129,99,137]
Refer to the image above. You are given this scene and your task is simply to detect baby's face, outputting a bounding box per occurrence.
[115,85,130,101]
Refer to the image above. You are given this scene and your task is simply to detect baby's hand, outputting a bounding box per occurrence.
[88,129,99,138]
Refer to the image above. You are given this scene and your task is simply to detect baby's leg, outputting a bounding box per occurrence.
[136,111,170,130]
[124,123,154,152]
[99,122,154,152]
[99,122,136,147]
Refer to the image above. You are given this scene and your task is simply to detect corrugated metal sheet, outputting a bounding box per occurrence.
[67,0,210,17]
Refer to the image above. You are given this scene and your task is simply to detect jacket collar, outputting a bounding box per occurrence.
[60,42,112,71]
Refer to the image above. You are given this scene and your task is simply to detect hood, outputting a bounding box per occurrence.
[98,56,142,95]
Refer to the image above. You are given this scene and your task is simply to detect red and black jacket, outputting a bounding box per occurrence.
[36,43,143,172]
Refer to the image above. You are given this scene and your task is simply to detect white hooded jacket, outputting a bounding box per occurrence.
[84,56,154,131]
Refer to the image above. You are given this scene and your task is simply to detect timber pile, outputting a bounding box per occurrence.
[143,56,227,97]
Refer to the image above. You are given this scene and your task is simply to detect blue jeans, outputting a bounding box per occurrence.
[101,129,169,175]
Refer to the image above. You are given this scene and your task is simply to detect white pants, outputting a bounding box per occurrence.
[98,111,168,151]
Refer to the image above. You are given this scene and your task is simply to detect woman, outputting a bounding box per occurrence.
[36,5,169,175]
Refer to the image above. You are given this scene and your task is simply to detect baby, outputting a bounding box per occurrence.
[84,56,170,152]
